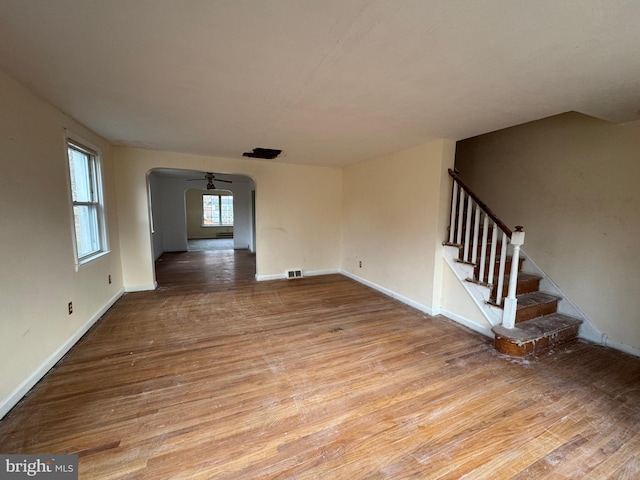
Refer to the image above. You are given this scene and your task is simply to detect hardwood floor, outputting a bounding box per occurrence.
[1,247,639,479]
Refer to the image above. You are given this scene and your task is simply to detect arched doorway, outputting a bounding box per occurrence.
[147,168,256,287]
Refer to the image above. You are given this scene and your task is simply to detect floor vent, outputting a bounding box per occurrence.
[286,269,303,279]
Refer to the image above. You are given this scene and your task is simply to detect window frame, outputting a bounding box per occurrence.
[66,135,109,268]
[201,192,234,227]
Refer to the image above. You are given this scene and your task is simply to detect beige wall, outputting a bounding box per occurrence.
[341,140,455,312]
[114,148,342,287]
[0,72,123,417]
[456,112,640,351]
[185,188,233,239]
[8,51,638,424]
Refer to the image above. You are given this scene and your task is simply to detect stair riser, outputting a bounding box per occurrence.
[516,300,558,323]
[491,276,540,301]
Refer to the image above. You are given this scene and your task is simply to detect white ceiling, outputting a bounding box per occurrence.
[1,1,639,167]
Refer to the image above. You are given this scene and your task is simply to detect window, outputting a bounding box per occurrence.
[67,139,107,264]
[202,194,233,226]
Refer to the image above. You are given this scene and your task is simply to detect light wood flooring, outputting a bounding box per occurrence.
[1,246,639,479]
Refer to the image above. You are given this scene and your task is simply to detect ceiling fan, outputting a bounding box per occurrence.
[188,172,232,190]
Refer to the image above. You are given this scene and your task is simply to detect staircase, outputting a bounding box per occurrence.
[445,169,582,356]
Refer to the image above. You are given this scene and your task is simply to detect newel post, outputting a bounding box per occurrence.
[502,226,525,329]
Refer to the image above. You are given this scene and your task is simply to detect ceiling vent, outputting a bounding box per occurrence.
[242,147,282,159]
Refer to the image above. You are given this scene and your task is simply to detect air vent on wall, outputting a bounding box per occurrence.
[243,147,282,159]
[286,269,303,279]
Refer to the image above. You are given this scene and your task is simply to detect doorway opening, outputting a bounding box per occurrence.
[147,168,256,287]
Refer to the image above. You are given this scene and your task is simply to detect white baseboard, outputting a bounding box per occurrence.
[255,273,285,281]
[438,309,494,339]
[340,271,495,338]
[125,282,157,292]
[236,268,640,359]
[340,270,438,316]
[0,288,125,420]
[256,268,438,316]
[596,335,640,358]
[304,269,340,277]
[256,269,340,282]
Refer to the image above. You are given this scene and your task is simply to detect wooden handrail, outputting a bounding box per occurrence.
[448,169,513,238]
[446,169,525,328]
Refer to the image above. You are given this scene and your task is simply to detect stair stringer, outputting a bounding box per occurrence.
[517,249,640,357]
[442,245,503,334]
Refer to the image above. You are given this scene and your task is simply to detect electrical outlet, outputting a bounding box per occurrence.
[108,274,111,284]
[359,260,362,268]
[68,302,73,315]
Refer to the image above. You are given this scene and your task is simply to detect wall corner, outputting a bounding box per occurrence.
[430,139,457,310]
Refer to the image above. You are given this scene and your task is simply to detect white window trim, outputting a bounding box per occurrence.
[201,192,234,227]
[65,131,110,270]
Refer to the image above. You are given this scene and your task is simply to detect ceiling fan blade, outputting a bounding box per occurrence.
[185,174,231,184]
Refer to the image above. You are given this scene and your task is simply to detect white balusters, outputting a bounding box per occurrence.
[456,190,465,245]
[447,170,525,329]
[463,196,472,262]
[495,233,508,306]
[487,225,497,287]
[478,216,489,283]
[471,205,480,265]
[448,183,459,244]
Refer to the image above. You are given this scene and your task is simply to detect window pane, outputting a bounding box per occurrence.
[68,147,93,202]
[73,205,100,258]
[202,195,220,225]
[220,196,234,225]
[67,139,105,264]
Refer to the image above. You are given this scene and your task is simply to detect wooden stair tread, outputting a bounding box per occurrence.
[515,291,560,309]
[493,313,582,342]
[489,290,557,309]
[495,272,541,289]
[469,272,540,289]
[489,272,542,301]
[514,272,542,283]
[513,291,561,323]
